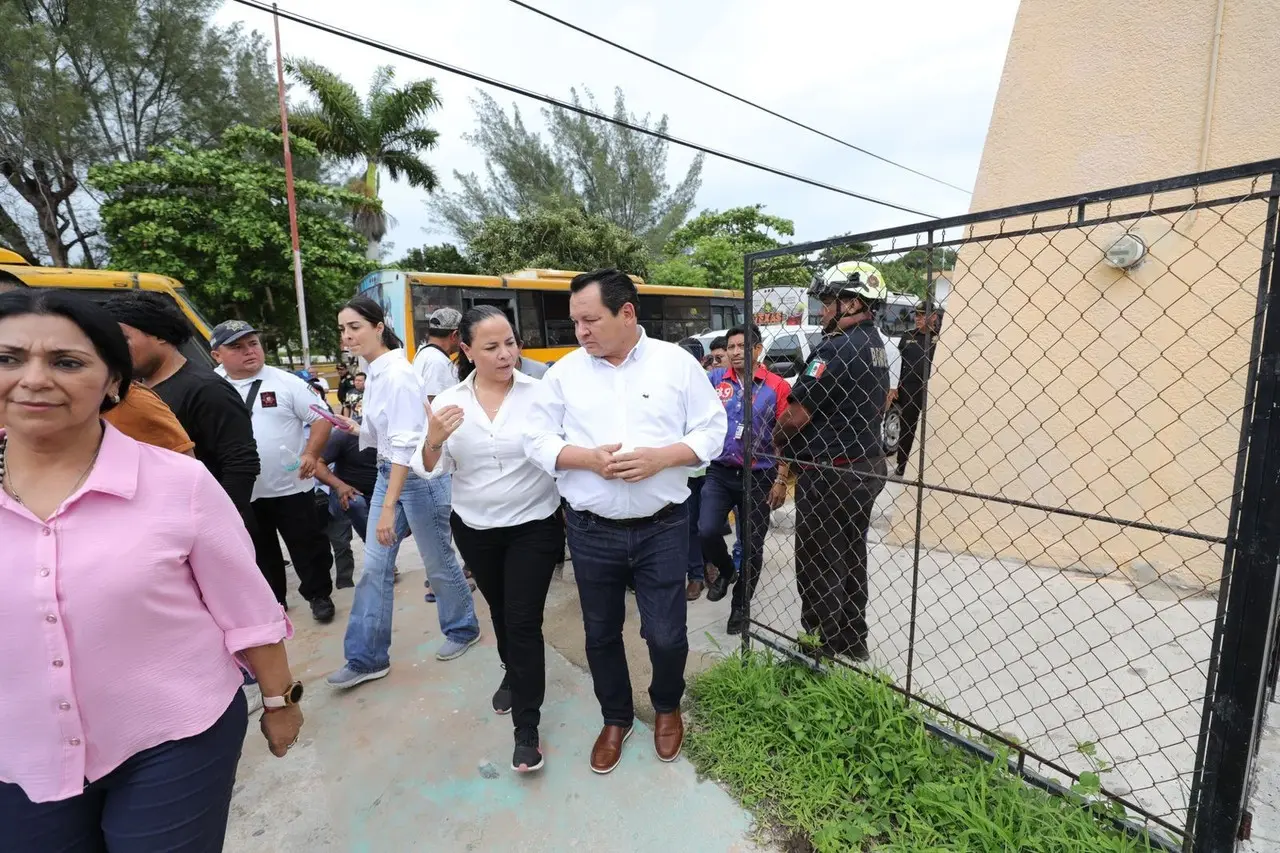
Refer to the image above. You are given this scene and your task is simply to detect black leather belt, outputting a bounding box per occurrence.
[567,502,680,528]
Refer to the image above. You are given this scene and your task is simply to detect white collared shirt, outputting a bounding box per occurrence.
[411,371,560,530]
[359,349,424,467]
[413,344,457,398]
[524,330,728,519]
[221,365,320,501]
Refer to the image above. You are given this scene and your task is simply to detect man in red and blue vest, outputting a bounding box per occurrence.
[700,324,791,634]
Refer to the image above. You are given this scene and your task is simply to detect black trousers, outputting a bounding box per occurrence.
[698,463,776,610]
[450,512,565,731]
[250,490,334,605]
[897,395,924,474]
[794,458,886,652]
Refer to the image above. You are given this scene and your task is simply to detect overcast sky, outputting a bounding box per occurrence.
[216,0,1021,259]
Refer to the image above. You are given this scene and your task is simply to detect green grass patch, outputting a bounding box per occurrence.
[685,652,1164,853]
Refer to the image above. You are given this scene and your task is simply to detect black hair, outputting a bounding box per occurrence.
[725,324,762,349]
[101,290,192,347]
[569,268,638,316]
[355,371,366,379]
[0,288,132,412]
[709,336,727,352]
[677,336,704,361]
[455,305,511,382]
[342,295,403,351]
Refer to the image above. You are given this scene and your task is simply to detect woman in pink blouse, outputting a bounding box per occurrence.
[0,289,304,852]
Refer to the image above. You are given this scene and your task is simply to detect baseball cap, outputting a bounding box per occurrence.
[209,319,259,349]
[427,307,462,331]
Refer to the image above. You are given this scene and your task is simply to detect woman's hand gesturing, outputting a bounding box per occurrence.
[426,403,465,449]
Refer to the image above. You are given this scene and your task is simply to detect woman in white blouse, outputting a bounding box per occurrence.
[326,297,480,690]
[413,306,564,774]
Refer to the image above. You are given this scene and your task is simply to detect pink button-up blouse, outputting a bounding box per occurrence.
[0,424,291,802]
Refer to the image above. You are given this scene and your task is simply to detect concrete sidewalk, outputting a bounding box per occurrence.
[225,554,770,853]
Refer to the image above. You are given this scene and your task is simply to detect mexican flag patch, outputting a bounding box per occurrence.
[805,359,827,379]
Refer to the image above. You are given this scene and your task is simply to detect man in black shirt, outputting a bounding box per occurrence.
[893,304,942,476]
[335,360,356,402]
[104,292,260,522]
[777,264,890,662]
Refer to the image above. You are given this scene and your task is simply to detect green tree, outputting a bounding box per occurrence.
[395,243,477,274]
[0,0,275,266]
[878,247,958,299]
[90,126,375,355]
[433,88,702,254]
[658,205,809,290]
[465,206,651,278]
[286,61,442,261]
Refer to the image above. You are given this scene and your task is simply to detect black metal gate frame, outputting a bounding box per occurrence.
[736,157,1280,852]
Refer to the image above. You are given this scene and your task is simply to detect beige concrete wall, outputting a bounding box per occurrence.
[889,0,1280,587]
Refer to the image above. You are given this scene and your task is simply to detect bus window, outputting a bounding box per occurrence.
[410,286,463,349]
[639,295,663,322]
[518,291,543,347]
[710,306,727,330]
[462,292,516,330]
[542,292,576,347]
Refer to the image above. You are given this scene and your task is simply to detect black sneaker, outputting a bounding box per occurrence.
[706,569,736,603]
[310,596,336,624]
[726,608,747,635]
[492,671,513,715]
[512,727,543,773]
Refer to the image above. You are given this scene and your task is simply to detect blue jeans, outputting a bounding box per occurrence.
[686,476,705,582]
[329,489,371,543]
[2,690,247,852]
[343,464,479,672]
[565,504,689,726]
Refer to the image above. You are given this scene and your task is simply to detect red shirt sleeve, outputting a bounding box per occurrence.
[768,372,791,420]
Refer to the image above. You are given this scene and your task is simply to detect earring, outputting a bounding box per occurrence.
[109,392,121,404]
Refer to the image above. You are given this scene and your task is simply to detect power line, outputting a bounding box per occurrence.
[502,0,972,195]
[230,0,937,218]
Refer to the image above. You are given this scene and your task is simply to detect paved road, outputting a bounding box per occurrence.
[225,545,772,853]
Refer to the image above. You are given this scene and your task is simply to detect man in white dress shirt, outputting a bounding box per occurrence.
[413,307,461,400]
[525,269,727,775]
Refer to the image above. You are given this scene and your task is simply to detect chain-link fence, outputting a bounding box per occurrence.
[735,159,1280,850]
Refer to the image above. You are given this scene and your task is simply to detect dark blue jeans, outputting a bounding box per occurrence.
[686,476,705,583]
[2,690,248,853]
[565,504,689,726]
[699,463,776,611]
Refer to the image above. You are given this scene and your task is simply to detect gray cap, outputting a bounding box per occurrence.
[209,319,258,349]
[427,307,462,331]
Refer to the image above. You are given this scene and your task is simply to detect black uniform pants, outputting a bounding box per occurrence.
[896,394,924,475]
[250,490,334,605]
[794,458,886,652]
[450,512,565,732]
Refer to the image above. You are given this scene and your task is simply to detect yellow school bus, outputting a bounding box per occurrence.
[357,267,746,363]
[0,248,217,368]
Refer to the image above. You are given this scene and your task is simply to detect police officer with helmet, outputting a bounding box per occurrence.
[775,262,890,662]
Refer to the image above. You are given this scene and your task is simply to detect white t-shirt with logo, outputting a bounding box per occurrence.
[413,344,458,399]
[222,365,323,501]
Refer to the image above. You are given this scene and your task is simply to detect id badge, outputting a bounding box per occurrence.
[734,423,745,441]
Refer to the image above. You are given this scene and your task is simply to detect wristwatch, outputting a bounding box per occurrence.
[262,681,304,711]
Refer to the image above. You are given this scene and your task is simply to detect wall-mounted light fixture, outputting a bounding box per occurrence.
[1103,233,1147,270]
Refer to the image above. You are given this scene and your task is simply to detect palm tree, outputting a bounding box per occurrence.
[286,61,441,260]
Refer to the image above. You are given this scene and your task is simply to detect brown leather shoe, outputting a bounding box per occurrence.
[686,580,705,601]
[590,724,633,774]
[654,711,684,762]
